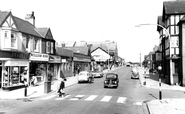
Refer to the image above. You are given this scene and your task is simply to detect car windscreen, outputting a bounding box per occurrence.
[106,74,117,79]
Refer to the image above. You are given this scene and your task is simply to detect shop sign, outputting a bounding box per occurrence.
[0,50,29,59]
[4,60,29,66]
[29,52,49,61]
[73,57,91,62]
[61,59,67,63]
[49,55,61,63]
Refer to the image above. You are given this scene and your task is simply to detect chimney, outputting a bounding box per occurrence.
[25,11,35,26]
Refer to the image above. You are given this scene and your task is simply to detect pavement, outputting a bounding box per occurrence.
[138,67,185,114]
[0,66,120,100]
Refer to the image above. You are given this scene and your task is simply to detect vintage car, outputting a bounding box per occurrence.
[92,69,104,78]
[78,71,94,83]
[104,73,119,88]
[131,67,139,79]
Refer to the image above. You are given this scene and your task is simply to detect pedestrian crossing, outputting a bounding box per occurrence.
[40,94,129,104]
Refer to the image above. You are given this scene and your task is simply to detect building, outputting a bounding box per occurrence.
[0,11,57,91]
[157,1,184,85]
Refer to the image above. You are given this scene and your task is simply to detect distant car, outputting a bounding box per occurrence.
[104,73,119,88]
[92,70,104,78]
[78,71,94,83]
[131,67,139,79]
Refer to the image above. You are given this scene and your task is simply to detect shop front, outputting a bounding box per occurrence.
[48,55,61,81]
[29,52,49,84]
[0,50,29,90]
[73,53,91,74]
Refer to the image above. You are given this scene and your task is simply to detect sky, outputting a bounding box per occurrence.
[0,0,169,62]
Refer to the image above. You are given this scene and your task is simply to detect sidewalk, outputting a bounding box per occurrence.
[0,66,121,100]
[138,67,185,114]
[0,76,79,100]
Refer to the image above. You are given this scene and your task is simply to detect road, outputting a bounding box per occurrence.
[3,67,185,114]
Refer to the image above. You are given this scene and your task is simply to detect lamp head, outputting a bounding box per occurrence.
[158,66,162,71]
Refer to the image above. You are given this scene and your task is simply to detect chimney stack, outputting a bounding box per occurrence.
[25,11,35,26]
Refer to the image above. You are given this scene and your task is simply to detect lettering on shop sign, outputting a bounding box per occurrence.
[30,53,49,58]
[11,52,29,59]
[29,52,49,61]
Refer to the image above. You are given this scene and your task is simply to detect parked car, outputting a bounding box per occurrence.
[78,71,94,83]
[131,67,139,79]
[104,73,119,88]
[92,70,104,78]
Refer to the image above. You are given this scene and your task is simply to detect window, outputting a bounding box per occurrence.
[4,31,10,48]
[170,15,174,25]
[11,33,16,48]
[46,41,50,53]
[26,37,29,49]
[51,42,54,54]
[34,39,38,51]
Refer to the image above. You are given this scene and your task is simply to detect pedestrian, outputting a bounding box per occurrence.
[57,78,66,97]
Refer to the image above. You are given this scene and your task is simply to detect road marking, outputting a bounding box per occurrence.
[70,95,84,100]
[85,95,98,101]
[133,102,142,105]
[75,95,84,98]
[117,97,127,104]
[55,95,70,100]
[42,95,56,100]
[100,96,112,102]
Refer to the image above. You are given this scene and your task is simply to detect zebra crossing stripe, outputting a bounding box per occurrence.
[75,95,84,98]
[85,95,98,101]
[42,95,56,100]
[55,95,70,100]
[117,97,127,104]
[70,95,84,100]
[100,96,112,102]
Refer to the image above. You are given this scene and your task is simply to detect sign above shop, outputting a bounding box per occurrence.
[49,55,61,63]
[0,50,29,59]
[29,52,49,61]
[4,60,29,66]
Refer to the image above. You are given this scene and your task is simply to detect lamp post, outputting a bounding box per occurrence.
[158,65,162,100]
[135,23,173,85]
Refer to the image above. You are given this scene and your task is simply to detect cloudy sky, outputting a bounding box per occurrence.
[1,0,169,62]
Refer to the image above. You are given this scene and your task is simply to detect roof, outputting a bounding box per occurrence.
[56,47,73,57]
[13,16,42,37]
[0,11,10,26]
[64,46,89,55]
[35,28,49,38]
[163,1,185,15]
[157,16,165,31]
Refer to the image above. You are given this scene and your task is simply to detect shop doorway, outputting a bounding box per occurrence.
[0,66,2,88]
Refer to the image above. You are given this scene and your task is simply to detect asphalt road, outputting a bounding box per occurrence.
[3,67,185,114]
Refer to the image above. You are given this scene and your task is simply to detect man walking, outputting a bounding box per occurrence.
[57,78,66,97]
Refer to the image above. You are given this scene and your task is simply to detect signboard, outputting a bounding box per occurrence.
[49,55,61,63]
[29,52,49,61]
[73,57,91,62]
[4,60,29,66]
[0,50,29,59]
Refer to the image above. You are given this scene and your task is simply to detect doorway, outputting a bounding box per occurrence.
[0,66,2,88]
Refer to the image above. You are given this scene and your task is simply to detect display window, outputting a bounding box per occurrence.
[3,66,28,87]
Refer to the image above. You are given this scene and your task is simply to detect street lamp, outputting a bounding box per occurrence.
[158,65,162,100]
[135,23,173,85]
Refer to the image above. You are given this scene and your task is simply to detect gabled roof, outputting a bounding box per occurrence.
[157,16,165,31]
[162,1,185,21]
[91,47,108,54]
[13,16,42,37]
[163,1,185,14]
[0,11,10,26]
[35,28,49,38]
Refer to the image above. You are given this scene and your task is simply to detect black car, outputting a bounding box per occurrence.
[104,73,119,88]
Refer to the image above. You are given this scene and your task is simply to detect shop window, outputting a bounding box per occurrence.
[3,66,28,87]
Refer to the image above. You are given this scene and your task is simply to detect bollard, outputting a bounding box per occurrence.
[158,66,162,100]
[24,85,27,97]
